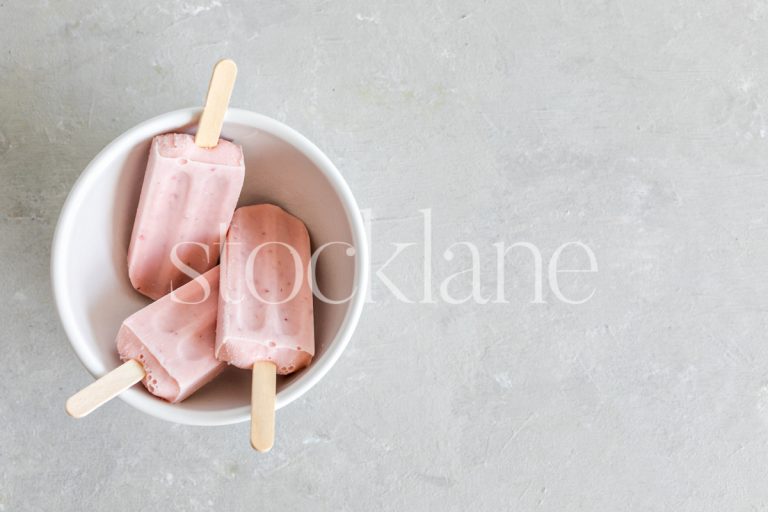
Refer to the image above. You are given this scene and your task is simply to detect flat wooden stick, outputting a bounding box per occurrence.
[195,59,238,148]
[65,359,146,418]
[251,361,276,452]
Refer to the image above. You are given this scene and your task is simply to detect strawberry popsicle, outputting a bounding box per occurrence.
[216,204,315,372]
[127,133,244,300]
[216,204,314,452]
[118,266,226,403]
[66,267,226,418]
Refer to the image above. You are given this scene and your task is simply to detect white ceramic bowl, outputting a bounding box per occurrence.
[51,108,368,425]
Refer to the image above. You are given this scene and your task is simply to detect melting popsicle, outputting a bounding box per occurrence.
[66,267,225,417]
[216,204,315,451]
[127,59,244,299]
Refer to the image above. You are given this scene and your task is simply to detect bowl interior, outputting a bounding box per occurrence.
[54,109,360,425]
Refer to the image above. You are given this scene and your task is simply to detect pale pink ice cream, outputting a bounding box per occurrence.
[117,267,226,402]
[216,204,315,374]
[128,133,245,300]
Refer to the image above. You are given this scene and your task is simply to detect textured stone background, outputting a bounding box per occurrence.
[3,0,768,510]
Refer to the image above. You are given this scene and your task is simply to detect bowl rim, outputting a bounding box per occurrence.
[51,107,369,426]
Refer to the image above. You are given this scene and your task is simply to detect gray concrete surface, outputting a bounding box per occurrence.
[3,0,768,510]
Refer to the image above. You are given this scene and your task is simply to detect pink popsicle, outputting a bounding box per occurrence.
[216,204,315,373]
[117,266,225,403]
[127,133,244,300]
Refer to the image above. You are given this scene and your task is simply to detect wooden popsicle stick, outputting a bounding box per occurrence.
[251,361,276,452]
[65,359,146,418]
[195,59,238,148]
